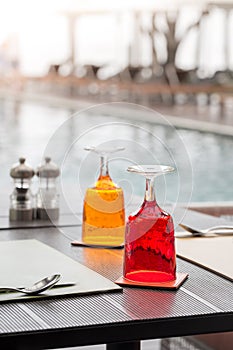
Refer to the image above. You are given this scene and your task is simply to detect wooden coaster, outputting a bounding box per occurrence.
[71,240,124,249]
[115,272,188,290]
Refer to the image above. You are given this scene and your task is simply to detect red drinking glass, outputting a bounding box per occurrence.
[123,165,176,283]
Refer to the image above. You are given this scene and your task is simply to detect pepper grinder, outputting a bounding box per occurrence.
[36,157,60,221]
[9,157,35,221]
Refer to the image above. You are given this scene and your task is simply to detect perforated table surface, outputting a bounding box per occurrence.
[0,224,232,350]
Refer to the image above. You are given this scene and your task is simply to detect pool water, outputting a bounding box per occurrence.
[0,100,232,215]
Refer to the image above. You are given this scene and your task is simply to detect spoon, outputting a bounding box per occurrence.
[0,274,61,295]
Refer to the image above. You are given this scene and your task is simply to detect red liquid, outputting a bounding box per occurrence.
[123,200,176,282]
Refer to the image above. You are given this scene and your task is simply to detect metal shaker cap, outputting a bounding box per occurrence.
[36,157,60,178]
[10,157,35,179]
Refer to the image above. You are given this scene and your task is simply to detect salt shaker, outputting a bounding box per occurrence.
[9,157,35,221]
[36,157,60,221]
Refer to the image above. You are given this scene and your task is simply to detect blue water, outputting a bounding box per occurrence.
[0,100,232,214]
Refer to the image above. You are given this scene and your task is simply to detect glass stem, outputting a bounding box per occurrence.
[145,177,155,202]
[100,155,109,177]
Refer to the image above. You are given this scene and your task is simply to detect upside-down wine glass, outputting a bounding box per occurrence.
[123,165,176,283]
[82,146,125,246]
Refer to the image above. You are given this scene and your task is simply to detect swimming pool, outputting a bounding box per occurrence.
[0,100,232,215]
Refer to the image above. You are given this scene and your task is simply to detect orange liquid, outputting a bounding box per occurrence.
[82,175,125,245]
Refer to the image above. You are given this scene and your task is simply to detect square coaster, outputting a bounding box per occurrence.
[115,272,188,290]
[71,240,124,249]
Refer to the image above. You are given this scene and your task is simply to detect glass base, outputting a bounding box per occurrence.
[124,270,176,283]
[116,273,188,290]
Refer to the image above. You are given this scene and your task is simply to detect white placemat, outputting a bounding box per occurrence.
[0,239,121,302]
[176,236,233,281]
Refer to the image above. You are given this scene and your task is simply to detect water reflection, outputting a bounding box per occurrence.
[0,100,232,215]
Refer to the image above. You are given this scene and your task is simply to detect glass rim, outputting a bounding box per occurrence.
[84,146,125,155]
[127,164,175,176]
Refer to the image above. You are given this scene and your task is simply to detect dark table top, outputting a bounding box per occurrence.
[0,214,232,350]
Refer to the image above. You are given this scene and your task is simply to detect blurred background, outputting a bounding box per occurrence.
[0,0,233,104]
[0,0,233,209]
[1,0,233,207]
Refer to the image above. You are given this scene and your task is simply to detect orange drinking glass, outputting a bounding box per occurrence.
[123,165,176,283]
[82,146,125,246]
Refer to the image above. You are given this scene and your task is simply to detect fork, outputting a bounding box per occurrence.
[179,223,233,237]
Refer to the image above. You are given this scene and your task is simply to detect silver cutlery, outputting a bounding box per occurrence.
[179,223,233,237]
[0,274,61,295]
